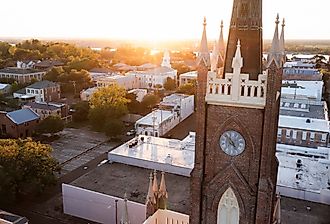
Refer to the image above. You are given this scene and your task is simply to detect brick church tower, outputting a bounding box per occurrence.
[224,0,262,79]
[190,3,283,224]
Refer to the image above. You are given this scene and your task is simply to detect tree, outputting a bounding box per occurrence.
[43,66,65,82]
[177,81,197,96]
[141,94,160,112]
[163,77,177,91]
[36,116,64,135]
[72,101,90,122]
[0,138,60,203]
[89,85,130,131]
[126,92,142,114]
[104,119,124,138]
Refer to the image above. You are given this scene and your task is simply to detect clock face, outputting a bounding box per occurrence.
[219,130,246,156]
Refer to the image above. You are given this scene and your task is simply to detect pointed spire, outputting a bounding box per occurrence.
[161,50,171,68]
[158,171,168,209]
[279,18,286,61]
[211,42,219,72]
[267,14,282,68]
[218,20,225,59]
[152,170,159,199]
[232,40,243,71]
[272,194,281,224]
[146,172,156,204]
[120,193,130,224]
[197,17,210,67]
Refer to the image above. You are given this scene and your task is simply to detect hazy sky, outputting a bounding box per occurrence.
[1,0,328,41]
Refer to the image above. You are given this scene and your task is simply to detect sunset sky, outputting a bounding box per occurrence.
[1,0,328,41]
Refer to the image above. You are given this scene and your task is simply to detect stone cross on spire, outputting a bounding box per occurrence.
[267,14,282,68]
[197,17,210,68]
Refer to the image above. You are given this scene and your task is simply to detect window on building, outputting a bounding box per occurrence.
[310,132,315,142]
[292,130,297,140]
[286,129,291,138]
[277,129,282,137]
[302,131,307,140]
[321,134,327,143]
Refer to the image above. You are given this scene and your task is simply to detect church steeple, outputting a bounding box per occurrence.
[267,14,281,67]
[197,17,210,68]
[161,50,171,68]
[218,20,225,61]
[146,172,156,217]
[279,18,286,62]
[211,20,226,72]
[158,171,168,209]
[224,0,263,79]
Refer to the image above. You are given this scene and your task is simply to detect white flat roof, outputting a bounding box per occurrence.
[279,115,330,133]
[180,71,197,78]
[276,152,329,193]
[108,133,195,176]
[281,81,322,99]
[136,110,174,126]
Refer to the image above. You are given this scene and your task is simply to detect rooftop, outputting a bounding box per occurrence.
[135,66,175,75]
[24,102,60,111]
[280,101,327,120]
[179,71,198,78]
[278,115,330,133]
[108,133,195,176]
[0,209,28,224]
[26,80,59,89]
[71,162,191,214]
[6,108,39,125]
[0,67,44,74]
[276,149,330,193]
[281,80,323,100]
[0,83,10,89]
[136,110,174,126]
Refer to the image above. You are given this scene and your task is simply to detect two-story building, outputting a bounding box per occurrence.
[0,67,46,84]
[179,71,197,86]
[23,101,69,120]
[0,108,40,138]
[14,80,61,103]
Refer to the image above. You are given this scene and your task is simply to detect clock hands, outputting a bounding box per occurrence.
[225,135,237,149]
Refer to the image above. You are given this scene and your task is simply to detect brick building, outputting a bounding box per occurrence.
[0,108,40,138]
[14,80,61,103]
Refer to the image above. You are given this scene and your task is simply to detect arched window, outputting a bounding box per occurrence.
[217,187,239,224]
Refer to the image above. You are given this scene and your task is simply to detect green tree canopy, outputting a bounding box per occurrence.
[141,94,160,111]
[104,119,124,138]
[163,77,177,91]
[177,81,196,96]
[0,138,60,203]
[36,116,64,135]
[72,101,90,122]
[89,85,130,131]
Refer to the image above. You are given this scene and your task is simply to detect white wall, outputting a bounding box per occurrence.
[276,185,330,205]
[62,184,146,224]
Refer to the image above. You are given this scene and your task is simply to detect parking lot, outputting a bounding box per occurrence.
[50,127,116,176]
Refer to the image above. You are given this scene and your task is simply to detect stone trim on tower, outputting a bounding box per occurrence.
[206,40,267,108]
